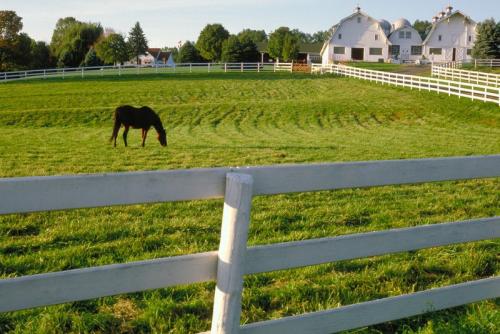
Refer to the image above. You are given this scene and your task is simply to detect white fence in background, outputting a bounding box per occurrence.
[274,62,293,72]
[432,63,500,88]
[312,64,500,106]
[1,156,500,334]
[0,62,294,83]
[475,59,500,68]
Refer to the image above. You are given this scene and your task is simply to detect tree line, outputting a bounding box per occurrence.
[1,10,499,72]
[0,11,149,71]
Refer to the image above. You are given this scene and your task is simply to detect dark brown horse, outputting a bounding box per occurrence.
[110,105,167,147]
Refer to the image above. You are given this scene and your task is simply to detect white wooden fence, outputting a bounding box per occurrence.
[475,59,500,68]
[1,156,500,333]
[0,62,292,83]
[432,64,500,88]
[312,64,500,106]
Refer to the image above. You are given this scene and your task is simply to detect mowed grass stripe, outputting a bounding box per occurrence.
[0,72,499,333]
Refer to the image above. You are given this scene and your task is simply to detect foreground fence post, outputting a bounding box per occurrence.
[211,173,254,334]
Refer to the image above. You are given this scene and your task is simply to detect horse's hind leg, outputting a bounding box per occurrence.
[142,129,148,147]
[111,120,121,147]
[123,125,130,147]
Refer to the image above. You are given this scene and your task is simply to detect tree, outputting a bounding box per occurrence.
[127,22,148,64]
[413,20,432,40]
[176,41,201,63]
[268,27,300,61]
[221,35,242,62]
[237,29,267,43]
[0,11,22,41]
[50,18,103,67]
[282,33,299,61]
[30,41,53,69]
[311,31,330,43]
[238,35,260,62]
[0,10,23,71]
[472,18,500,59]
[82,47,103,66]
[196,24,229,61]
[291,29,313,43]
[95,33,129,65]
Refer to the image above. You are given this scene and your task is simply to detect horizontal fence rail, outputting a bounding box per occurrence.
[432,64,500,88]
[0,62,293,83]
[475,59,500,68]
[2,217,497,313]
[1,155,499,333]
[312,64,500,106]
[2,155,499,215]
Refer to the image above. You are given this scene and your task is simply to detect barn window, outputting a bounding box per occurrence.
[411,46,422,55]
[430,48,442,55]
[467,49,472,55]
[333,47,345,54]
[369,48,383,55]
[389,45,400,55]
[406,31,412,39]
[357,17,361,23]
[338,33,342,40]
[375,34,379,41]
[468,35,472,42]
[399,31,405,39]
[438,35,442,41]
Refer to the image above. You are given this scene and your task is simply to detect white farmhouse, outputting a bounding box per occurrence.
[321,6,391,64]
[387,19,423,62]
[423,6,476,62]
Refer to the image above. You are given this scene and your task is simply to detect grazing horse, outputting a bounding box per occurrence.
[110,106,167,147]
[110,105,167,147]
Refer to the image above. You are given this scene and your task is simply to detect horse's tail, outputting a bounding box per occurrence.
[110,110,121,143]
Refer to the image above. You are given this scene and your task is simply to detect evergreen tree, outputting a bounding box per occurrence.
[30,41,53,69]
[176,41,201,63]
[196,24,229,61]
[472,19,500,59]
[127,22,148,64]
[82,47,102,66]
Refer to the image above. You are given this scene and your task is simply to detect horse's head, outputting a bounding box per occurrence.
[158,129,167,147]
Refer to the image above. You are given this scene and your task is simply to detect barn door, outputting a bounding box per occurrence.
[352,48,364,61]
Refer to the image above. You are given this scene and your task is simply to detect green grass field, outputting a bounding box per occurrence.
[0,72,499,333]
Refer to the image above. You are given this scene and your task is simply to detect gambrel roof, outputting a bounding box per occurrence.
[320,9,392,56]
[423,10,476,45]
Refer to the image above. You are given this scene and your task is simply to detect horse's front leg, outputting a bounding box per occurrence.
[123,125,130,147]
[142,129,149,147]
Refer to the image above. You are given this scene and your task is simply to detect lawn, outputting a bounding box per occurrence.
[0,72,499,333]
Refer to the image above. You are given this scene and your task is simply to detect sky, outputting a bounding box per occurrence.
[2,0,499,47]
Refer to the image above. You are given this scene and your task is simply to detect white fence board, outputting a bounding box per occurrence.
[1,156,499,215]
[1,217,497,313]
[0,251,218,312]
[245,217,500,274]
[240,277,500,334]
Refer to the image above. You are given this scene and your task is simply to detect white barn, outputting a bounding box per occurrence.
[321,7,391,64]
[387,19,423,62]
[423,6,476,62]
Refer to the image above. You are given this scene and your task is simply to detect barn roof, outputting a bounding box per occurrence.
[423,10,476,45]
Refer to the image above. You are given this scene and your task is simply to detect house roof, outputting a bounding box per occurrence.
[147,48,161,55]
[423,10,476,45]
